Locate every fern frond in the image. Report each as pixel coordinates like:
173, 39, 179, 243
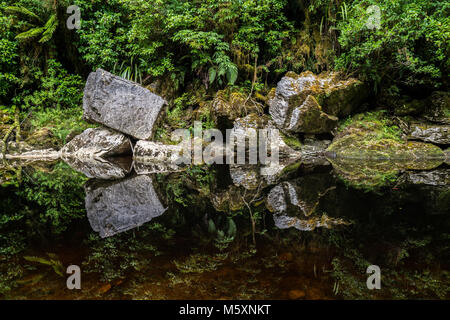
15, 27, 45, 40
39, 14, 58, 43
5, 6, 42, 23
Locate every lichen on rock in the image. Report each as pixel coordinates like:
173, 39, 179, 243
268, 71, 368, 133
83, 69, 168, 140
61, 127, 132, 159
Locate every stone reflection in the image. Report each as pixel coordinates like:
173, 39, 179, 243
265, 175, 349, 231
133, 160, 184, 175
85, 175, 167, 238
402, 168, 449, 187
63, 156, 132, 180
328, 157, 446, 191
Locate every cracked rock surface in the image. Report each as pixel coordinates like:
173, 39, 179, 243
83, 69, 167, 140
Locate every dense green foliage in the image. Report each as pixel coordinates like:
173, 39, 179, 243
1, 0, 448, 128
335, 0, 449, 91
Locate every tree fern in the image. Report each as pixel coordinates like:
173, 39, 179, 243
6, 6, 58, 44
5, 6, 43, 23
39, 14, 58, 43
15, 27, 45, 40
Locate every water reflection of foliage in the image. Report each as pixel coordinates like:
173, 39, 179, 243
0, 162, 88, 297
324, 207, 450, 299
82, 223, 173, 283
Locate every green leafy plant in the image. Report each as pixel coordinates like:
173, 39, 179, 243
5, 3, 57, 44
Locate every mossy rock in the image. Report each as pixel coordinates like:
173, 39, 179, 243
25, 128, 59, 149
287, 95, 338, 134
328, 158, 443, 191
316, 78, 369, 117
328, 112, 445, 162
211, 88, 262, 122
394, 99, 427, 116
268, 71, 368, 134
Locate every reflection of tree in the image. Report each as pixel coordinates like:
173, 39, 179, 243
242, 182, 264, 246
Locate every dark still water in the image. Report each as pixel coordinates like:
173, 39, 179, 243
0, 157, 449, 300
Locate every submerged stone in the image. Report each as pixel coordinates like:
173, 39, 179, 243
85, 175, 166, 238
266, 175, 336, 216
83, 69, 167, 140
134, 161, 184, 174
328, 157, 444, 191
272, 213, 349, 231
211, 185, 248, 212
0, 140, 60, 161
61, 127, 132, 159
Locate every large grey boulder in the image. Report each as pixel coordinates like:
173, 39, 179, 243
83, 69, 167, 140
61, 127, 131, 159
85, 175, 167, 238
268, 71, 368, 133
286, 95, 338, 133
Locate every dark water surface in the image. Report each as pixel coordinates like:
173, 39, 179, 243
0, 158, 449, 300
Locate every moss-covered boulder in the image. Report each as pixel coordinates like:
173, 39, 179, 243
268, 71, 368, 133
286, 95, 338, 133
211, 89, 262, 122
327, 112, 446, 161
25, 128, 59, 149
328, 158, 444, 191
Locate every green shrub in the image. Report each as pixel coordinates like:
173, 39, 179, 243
74, 0, 296, 89
335, 0, 449, 91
